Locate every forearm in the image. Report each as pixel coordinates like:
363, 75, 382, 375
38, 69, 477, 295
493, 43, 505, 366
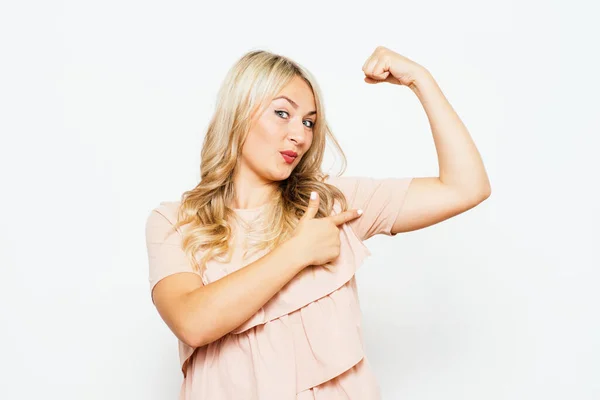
183, 239, 307, 347
410, 69, 491, 198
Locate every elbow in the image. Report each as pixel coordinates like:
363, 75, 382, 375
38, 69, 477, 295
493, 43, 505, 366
180, 320, 211, 349
461, 183, 491, 206
180, 314, 222, 349
180, 331, 203, 349
480, 183, 491, 201
470, 179, 492, 202
175, 321, 199, 348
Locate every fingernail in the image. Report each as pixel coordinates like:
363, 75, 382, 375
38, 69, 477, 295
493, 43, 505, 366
357, 209, 363, 215
310, 192, 317, 200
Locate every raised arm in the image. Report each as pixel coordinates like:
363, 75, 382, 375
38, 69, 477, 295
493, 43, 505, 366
361, 46, 491, 234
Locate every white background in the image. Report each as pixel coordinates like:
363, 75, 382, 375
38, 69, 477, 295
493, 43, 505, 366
1, 0, 598, 399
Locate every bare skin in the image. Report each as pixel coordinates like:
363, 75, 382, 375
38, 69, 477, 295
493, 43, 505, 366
360, 46, 491, 233
231, 75, 317, 209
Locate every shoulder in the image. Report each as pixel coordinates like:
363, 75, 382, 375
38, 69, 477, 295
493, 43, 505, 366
146, 200, 182, 227
323, 174, 366, 188
324, 175, 412, 192
323, 174, 350, 189
323, 175, 367, 197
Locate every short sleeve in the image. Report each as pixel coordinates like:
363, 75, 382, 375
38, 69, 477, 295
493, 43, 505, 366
145, 203, 202, 304
325, 176, 413, 241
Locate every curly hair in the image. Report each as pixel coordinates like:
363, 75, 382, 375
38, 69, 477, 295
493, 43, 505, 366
170, 49, 350, 276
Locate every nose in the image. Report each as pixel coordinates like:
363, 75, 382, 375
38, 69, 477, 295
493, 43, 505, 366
287, 118, 308, 146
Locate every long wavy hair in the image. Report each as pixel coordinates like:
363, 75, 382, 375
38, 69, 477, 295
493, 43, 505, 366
170, 49, 350, 276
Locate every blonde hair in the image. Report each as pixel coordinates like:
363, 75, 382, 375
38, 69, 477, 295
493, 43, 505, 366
171, 49, 350, 275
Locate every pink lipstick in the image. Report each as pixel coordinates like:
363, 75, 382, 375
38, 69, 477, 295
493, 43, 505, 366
280, 150, 297, 164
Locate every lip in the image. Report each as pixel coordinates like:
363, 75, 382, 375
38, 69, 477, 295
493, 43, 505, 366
280, 150, 298, 157
280, 151, 297, 164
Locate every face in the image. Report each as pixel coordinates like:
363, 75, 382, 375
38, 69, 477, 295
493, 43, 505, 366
239, 75, 316, 184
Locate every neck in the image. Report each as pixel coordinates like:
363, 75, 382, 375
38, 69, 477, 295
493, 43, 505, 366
231, 169, 278, 210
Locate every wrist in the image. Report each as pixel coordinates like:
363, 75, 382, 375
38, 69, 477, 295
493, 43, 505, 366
409, 68, 434, 92
277, 237, 310, 272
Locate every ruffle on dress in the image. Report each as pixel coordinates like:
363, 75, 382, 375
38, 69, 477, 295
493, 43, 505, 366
176, 202, 376, 398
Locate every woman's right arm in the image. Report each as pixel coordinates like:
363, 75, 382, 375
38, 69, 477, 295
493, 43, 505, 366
152, 238, 307, 349
150, 193, 361, 349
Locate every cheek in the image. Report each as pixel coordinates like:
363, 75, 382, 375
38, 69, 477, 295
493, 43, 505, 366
241, 137, 262, 167
259, 116, 284, 141
242, 123, 278, 163
251, 122, 275, 149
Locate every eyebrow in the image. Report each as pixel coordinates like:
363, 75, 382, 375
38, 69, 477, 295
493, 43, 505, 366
273, 96, 317, 116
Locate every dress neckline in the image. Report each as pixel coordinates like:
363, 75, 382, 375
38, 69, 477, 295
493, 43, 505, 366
231, 202, 270, 215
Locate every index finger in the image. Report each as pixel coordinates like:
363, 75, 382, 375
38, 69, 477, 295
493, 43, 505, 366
328, 209, 363, 226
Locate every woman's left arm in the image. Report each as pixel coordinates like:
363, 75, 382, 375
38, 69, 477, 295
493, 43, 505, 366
362, 46, 492, 234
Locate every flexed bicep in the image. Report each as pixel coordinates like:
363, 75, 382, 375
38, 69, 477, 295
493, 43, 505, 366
391, 177, 490, 234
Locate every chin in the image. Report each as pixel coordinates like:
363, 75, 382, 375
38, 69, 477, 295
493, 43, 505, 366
275, 173, 292, 182
269, 169, 292, 182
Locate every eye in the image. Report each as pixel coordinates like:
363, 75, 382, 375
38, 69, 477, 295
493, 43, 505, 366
275, 110, 314, 130
275, 110, 289, 119
303, 120, 315, 129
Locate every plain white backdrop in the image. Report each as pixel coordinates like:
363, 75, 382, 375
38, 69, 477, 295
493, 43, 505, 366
1, 0, 598, 399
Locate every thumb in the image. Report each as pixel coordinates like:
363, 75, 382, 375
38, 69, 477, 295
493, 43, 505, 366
301, 191, 320, 221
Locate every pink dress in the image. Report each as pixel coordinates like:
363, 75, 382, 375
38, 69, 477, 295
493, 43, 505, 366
145, 176, 413, 399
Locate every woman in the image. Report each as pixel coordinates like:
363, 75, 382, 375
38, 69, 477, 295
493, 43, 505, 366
145, 46, 491, 399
